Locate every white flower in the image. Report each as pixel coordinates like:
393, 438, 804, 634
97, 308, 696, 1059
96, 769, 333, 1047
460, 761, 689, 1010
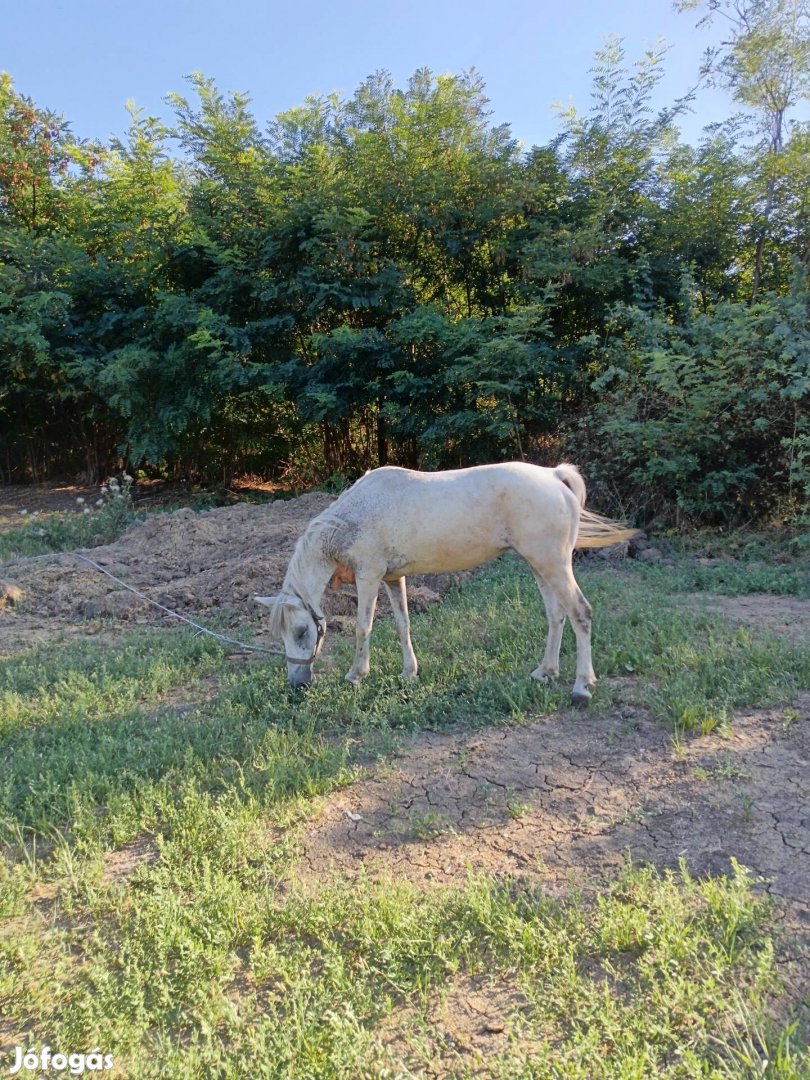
101, 486, 108, 495
36, 528, 45, 536
83, 507, 91, 514
76, 497, 85, 505
31, 511, 40, 518
123, 473, 133, 483
96, 498, 104, 507
20, 509, 28, 516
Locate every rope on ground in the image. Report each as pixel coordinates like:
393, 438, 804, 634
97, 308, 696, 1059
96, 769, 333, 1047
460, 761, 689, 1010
0, 549, 282, 656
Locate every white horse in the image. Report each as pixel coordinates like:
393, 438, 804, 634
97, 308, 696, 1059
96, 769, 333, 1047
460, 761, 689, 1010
256, 462, 637, 704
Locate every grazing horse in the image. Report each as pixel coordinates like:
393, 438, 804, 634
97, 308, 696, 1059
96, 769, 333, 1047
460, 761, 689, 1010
256, 462, 637, 704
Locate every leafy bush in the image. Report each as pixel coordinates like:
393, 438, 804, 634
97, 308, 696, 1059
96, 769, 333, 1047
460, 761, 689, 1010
2, 54, 810, 521
576, 271, 810, 524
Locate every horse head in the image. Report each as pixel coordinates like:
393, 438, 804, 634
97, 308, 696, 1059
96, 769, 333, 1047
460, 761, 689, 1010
255, 593, 326, 688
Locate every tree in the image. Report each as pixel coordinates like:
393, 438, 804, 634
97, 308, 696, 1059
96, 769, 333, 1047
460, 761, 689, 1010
338, 68, 522, 318
519, 40, 696, 338
677, 0, 810, 293
0, 72, 72, 235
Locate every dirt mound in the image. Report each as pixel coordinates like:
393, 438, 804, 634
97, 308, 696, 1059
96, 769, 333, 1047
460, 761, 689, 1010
6, 492, 463, 632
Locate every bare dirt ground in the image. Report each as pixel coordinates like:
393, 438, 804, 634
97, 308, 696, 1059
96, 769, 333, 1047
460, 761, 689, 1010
0, 488, 462, 657
300, 695, 809, 991
1, 485, 809, 1037
700, 593, 810, 647
0, 481, 103, 522
293, 670, 809, 1068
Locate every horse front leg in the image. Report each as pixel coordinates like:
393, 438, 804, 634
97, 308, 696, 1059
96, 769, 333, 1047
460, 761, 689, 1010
345, 573, 381, 683
383, 577, 418, 679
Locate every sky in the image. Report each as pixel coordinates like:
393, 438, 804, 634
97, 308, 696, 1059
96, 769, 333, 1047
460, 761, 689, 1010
2, 0, 801, 150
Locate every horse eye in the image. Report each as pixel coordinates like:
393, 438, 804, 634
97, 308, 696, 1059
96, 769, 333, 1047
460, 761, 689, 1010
294, 628, 309, 645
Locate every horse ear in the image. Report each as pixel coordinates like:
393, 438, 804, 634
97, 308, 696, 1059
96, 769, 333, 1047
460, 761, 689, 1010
254, 594, 303, 610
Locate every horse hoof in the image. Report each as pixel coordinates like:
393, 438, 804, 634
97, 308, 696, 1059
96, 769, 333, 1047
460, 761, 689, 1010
572, 690, 591, 709
530, 668, 554, 683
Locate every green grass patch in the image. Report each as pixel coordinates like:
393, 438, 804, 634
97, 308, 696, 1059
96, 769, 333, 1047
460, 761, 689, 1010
0, 630, 354, 854
0, 551, 807, 1076
587, 569, 808, 734
1, 557, 806, 850
632, 529, 810, 598
0, 481, 137, 562
2, 858, 805, 1078
634, 557, 810, 599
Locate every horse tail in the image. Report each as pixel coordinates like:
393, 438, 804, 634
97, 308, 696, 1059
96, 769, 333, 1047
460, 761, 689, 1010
554, 462, 639, 549
575, 509, 640, 549
553, 463, 586, 507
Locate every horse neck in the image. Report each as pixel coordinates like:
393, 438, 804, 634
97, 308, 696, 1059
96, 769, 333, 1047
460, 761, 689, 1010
284, 542, 335, 617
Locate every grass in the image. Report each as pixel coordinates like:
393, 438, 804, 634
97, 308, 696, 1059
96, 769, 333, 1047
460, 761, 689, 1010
2, 854, 804, 1077
0, 482, 136, 562
0, 546, 808, 1077
631, 528, 810, 598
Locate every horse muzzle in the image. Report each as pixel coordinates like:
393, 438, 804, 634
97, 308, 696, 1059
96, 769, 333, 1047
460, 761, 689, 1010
286, 654, 316, 688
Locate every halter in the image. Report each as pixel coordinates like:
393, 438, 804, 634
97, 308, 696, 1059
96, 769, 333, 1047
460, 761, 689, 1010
284, 597, 326, 668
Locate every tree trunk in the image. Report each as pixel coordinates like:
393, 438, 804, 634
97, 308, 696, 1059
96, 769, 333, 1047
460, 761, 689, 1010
376, 406, 388, 467
751, 109, 784, 300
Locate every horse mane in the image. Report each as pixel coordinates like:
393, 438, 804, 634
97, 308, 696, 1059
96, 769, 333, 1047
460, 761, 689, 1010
269, 475, 370, 638
272, 508, 348, 634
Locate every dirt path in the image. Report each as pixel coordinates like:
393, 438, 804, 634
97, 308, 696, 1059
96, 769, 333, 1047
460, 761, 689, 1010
699, 594, 809, 647
299, 692, 810, 1011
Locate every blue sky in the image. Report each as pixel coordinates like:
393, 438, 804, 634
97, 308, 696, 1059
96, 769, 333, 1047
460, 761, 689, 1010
2, 0, 791, 149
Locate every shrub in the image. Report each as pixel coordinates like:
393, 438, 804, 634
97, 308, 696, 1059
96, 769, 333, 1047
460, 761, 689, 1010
575, 271, 810, 524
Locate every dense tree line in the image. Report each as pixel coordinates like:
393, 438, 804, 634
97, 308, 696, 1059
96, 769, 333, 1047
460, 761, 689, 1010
1, 1, 808, 523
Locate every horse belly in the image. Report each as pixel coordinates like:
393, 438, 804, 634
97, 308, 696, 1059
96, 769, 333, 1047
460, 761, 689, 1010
383, 522, 506, 577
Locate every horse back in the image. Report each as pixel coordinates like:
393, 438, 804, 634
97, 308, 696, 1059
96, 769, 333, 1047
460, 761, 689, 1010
334, 463, 579, 576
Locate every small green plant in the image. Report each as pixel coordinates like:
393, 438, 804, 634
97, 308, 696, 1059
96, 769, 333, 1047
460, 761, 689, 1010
0, 475, 136, 560
782, 708, 800, 735
739, 792, 756, 822
693, 760, 753, 782
507, 798, 532, 820
409, 810, 453, 840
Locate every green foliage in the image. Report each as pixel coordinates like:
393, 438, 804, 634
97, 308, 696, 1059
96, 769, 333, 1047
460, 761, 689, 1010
576, 269, 810, 522
1, 49, 809, 520
0, 72, 72, 234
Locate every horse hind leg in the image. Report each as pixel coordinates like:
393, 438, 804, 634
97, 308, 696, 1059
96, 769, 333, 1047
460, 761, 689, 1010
568, 586, 596, 707
529, 571, 566, 684
383, 577, 418, 679
527, 560, 596, 707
